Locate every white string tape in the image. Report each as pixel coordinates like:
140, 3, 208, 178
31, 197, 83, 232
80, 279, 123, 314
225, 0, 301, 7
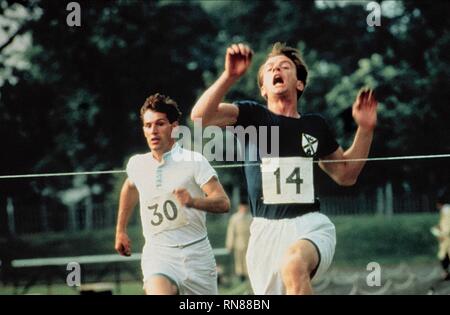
0, 153, 449, 179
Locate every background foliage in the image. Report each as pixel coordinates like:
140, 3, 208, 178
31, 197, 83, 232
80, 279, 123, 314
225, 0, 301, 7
0, 0, 449, 235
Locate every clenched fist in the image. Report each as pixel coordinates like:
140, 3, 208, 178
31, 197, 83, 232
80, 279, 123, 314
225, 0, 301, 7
115, 231, 131, 256
173, 188, 193, 207
225, 43, 253, 80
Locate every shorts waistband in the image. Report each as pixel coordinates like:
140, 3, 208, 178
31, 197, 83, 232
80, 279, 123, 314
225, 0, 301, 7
163, 235, 208, 249
255, 209, 319, 220
254, 209, 319, 222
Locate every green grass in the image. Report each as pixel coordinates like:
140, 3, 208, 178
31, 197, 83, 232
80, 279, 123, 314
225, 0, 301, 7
0, 213, 439, 263
331, 213, 439, 267
0, 216, 229, 260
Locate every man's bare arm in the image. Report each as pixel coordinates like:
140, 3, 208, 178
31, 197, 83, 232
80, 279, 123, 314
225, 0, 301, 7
191, 43, 252, 127
319, 88, 377, 186
190, 75, 239, 128
115, 178, 139, 256
173, 177, 230, 213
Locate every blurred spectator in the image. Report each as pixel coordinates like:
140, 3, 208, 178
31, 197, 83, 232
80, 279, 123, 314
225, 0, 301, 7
226, 201, 252, 282
431, 187, 450, 281
216, 264, 224, 286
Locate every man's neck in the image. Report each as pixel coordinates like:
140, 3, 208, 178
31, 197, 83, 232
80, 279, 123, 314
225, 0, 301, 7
151, 142, 175, 162
151, 150, 164, 162
267, 94, 300, 118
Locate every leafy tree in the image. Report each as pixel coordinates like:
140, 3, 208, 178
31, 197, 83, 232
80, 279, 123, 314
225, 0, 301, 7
0, 0, 218, 233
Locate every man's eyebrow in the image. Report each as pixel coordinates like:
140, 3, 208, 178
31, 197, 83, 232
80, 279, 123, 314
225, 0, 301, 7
144, 118, 167, 125
265, 60, 292, 68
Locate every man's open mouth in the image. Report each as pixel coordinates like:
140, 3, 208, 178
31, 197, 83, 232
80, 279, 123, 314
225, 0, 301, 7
273, 75, 284, 85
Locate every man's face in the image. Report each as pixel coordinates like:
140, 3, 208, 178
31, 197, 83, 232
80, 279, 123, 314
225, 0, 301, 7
142, 110, 177, 153
260, 55, 304, 99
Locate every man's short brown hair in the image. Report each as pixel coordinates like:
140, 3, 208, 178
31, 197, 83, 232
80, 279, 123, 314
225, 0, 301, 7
257, 42, 308, 99
140, 93, 182, 123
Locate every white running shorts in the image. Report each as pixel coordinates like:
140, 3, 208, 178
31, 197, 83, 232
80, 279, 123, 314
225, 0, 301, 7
141, 238, 218, 295
246, 212, 336, 294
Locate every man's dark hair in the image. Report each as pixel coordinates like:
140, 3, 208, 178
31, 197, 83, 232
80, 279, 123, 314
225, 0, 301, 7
140, 93, 182, 123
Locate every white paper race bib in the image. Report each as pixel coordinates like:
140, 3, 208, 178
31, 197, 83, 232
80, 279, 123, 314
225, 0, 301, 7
261, 157, 314, 204
144, 193, 189, 235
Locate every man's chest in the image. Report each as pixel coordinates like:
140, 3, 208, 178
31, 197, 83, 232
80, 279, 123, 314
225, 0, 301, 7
257, 120, 322, 158
135, 164, 194, 197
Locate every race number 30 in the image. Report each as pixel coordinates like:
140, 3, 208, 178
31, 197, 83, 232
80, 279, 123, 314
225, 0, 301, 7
148, 200, 178, 226
261, 157, 314, 204
145, 194, 188, 235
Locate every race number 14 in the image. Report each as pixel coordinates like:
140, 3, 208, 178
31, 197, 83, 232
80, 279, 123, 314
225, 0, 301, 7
274, 167, 303, 194
261, 157, 314, 204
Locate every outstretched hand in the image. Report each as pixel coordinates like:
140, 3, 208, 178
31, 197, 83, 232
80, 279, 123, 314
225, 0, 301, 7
225, 43, 253, 80
352, 87, 378, 132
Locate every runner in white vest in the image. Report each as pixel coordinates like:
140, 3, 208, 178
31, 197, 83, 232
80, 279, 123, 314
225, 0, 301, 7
115, 93, 230, 295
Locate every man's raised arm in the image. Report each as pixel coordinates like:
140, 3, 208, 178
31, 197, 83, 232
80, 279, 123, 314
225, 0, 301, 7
191, 43, 252, 127
319, 88, 378, 186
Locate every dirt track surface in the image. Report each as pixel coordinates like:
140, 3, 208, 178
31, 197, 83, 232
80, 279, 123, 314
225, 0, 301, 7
313, 263, 450, 295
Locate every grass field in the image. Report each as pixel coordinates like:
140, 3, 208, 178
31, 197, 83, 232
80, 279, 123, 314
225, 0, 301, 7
0, 213, 443, 295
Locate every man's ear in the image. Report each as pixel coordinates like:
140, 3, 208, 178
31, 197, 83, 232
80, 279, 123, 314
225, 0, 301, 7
296, 80, 305, 92
171, 121, 179, 135
260, 85, 267, 99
